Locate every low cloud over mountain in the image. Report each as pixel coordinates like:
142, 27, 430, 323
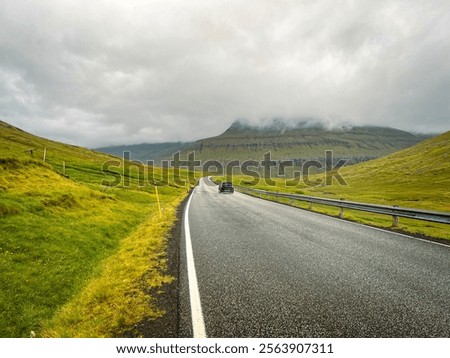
1, 1, 449, 147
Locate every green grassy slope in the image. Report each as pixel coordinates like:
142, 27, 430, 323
0, 121, 189, 337
309, 130, 450, 212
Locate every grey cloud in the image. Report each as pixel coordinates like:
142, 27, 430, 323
0, 0, 449, 147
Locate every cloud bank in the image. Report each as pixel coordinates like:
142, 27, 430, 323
1, 0, 449, 147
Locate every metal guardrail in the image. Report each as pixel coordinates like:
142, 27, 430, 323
235, 186, 450, 226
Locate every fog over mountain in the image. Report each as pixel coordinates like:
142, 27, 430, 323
95, 119, 430, 164
1, 0, 449, 147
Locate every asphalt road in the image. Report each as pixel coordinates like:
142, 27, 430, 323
178, 177, 450, 337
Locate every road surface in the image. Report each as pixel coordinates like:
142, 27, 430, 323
178, 178, 450, 337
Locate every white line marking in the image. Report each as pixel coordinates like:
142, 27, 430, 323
351, 222, 450, 248
184, 187, 207, 338
239, 191, 450, 249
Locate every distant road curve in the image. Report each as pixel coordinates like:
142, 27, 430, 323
178, 177, 450, 337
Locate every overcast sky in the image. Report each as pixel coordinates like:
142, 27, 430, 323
1, 0, 449, 147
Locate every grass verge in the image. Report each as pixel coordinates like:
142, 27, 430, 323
41, 193, 186, 337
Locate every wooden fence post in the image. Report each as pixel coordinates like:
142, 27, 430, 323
155, 186, 162, 216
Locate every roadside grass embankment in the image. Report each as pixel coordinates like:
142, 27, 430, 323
0, 121, 192, 337
41, 194, 185, 337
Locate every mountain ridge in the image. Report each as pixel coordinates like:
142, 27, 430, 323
95, 119, 431, 164
183, 119, 431, 163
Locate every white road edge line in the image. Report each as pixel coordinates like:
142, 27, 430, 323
184, 187, 207, 338
238, 191, 449, 249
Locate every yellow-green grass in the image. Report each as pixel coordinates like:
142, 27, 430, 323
41, 195, 184, 337
214, 130, 450, 240
0, 121, 191, 337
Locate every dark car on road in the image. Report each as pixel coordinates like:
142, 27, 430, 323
218, 181, 234, 193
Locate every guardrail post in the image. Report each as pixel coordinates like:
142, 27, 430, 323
392, 205, 399, 227
289, 198, 293, 206
339, 198, 345, 218
308, 201, 313, 210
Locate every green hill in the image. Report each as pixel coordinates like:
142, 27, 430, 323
184, 119, 429, 163
309, 130, 450, 211
0, 120, 188, 337
304, 130, 450, 240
